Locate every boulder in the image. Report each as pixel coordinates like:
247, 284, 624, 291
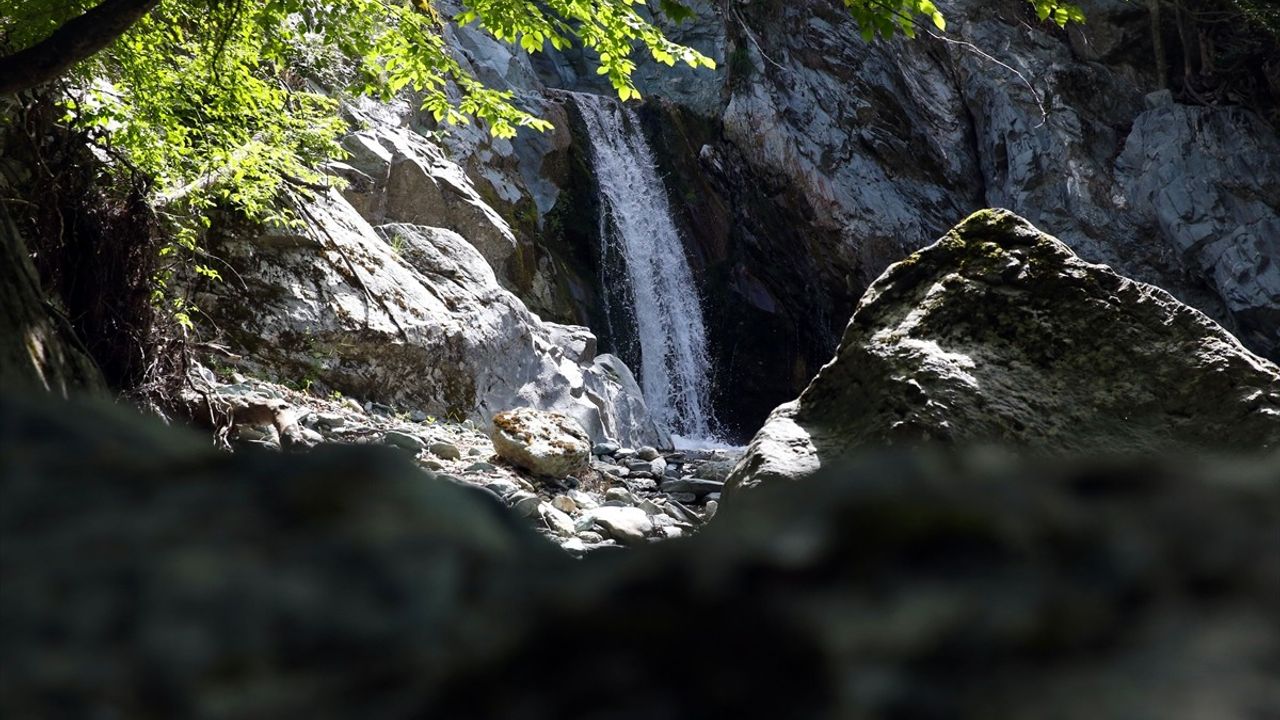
728, 210, 1280, 494
194, 188, 666, 448
6, 389, 1279, 719
491, 407, 591, 478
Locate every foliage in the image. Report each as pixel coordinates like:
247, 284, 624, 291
0, 0, 1086, 327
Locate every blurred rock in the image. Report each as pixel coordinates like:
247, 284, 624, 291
3, 391, 1279, 718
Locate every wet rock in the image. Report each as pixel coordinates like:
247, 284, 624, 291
490, 408, 590, 479
637, 446, 661, 461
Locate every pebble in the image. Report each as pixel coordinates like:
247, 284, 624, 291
614, 448, 636, 460
429, 441, 462, 460
560, 537, 587, 554
649, 458, 667, 476
464, 461, 497, 474
637, 446, 660, 461
420, 459, 445, 471
410, 410, 428, 422
551, 495, 578, 514
638, 499, 665, 516
705, 500, 719, 518
467, 447, 485, 457
576, 531, 604, 544
669, 492, 698, 504
383, 430, 424, 453
657, 526, 684, 539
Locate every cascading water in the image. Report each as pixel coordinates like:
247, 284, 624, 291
573, 93, 719, 444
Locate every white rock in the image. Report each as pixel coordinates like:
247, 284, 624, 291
582, 506, 653, 546
490, 407, 590, 479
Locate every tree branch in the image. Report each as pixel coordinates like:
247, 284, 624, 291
0, 0, 162, 95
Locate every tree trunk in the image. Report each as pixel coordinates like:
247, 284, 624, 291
0, 203, 105, 396
0, 0, 161, 95
1150, 0, 1170, 90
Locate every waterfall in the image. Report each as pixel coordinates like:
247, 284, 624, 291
573, 93, 719, 443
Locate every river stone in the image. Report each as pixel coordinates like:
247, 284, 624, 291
383, 430, 424, 453
582, 506, 653, 546
728, 210, 1280, 495
660, 478, 724, 497
592, 442, 620, 456
551, 495, 578, 514
648, 457, 667, 477
537, 503, 576, 538
637, 446, 660, 461
429, 441, 462, 460
490, 408, 590, 479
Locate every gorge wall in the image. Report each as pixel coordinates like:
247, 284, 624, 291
426, 0, 1279, 441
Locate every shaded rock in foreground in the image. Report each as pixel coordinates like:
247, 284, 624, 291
3, 390, 1279, 719
729, 209, 1280, 494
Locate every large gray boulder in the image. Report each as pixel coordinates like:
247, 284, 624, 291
194, 188, 666, 447
4, 390, 1279, 718
728, 210, 1280, 494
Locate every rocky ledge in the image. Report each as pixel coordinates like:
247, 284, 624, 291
728, 209, 1280, 495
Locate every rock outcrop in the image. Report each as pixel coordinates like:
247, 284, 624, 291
433, 0, 1280, 437
727, 210, 1280, 494
194, 186, 666, 448
4, 389, 1279, 718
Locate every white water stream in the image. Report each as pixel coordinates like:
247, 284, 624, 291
573, 93, 720, 444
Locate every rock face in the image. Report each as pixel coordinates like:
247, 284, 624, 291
728, 210, 1280, 494
195, 186, 666, 448
5, 390, 1280, 718
435, 0, 1280, 437
491, 407, 591, 478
